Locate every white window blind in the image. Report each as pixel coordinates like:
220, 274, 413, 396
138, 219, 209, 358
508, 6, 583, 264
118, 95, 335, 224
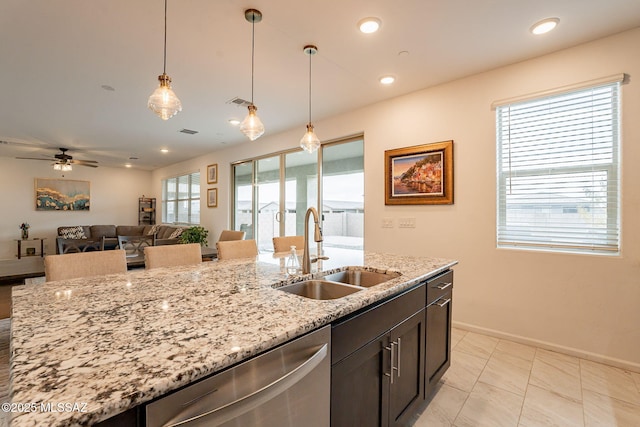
162, 171, 201, 225
496, 82, 620, 254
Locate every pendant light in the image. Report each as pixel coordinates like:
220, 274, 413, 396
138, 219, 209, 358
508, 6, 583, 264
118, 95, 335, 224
240, 9, 265, 141
300, 45, 320, 153
147, 0, 182, 120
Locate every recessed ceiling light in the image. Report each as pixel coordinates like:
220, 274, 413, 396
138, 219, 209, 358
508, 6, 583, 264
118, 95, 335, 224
530, 17, 559, 35
379, 75, 395, 85
358, 17, 381, 34
125, 164, 132, 168
228, 119, 240, 126
160, 149, 169, 153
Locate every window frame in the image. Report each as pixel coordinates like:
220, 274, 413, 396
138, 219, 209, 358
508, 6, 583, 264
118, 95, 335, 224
161, 171, 201, 225
495, 79, 622, 255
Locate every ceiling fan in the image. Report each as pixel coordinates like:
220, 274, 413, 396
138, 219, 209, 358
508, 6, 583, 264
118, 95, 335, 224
16, 147, 98, 168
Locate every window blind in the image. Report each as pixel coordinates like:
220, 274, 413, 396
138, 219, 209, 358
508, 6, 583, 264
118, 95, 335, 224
496, 82, 620, 254
162, 171, 201, 224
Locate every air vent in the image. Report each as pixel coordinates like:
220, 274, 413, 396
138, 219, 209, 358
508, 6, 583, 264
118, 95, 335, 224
226, 97, 252, 107
179, 129, 199, 135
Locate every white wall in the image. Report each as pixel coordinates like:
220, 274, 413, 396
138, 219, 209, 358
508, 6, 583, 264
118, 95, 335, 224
0, 157, 152, 259
154, 28, 640, 368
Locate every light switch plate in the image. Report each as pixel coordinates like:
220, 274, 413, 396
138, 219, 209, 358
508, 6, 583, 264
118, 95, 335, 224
382, 218, 394, 228
398, 217, 416, 228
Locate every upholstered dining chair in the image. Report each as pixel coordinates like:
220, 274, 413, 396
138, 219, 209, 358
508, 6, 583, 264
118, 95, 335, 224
118, 235, 156, 258
216, 239, 258, 260
143, 243, 202, 269
217, 230, 246, 242
272, 236, 305, 253
44, 250, 127, 282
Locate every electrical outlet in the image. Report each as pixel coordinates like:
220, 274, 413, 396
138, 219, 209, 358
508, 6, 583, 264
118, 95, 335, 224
398, 217, 416, 228
382, 218, 394, 228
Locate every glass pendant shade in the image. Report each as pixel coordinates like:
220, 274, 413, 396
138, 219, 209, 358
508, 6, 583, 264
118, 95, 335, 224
148, 73, 182, 121
53, 163, 72, 171
300, 123, 320, 153
240, 104, 265, 141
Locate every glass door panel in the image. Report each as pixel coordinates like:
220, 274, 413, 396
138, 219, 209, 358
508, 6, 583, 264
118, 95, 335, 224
284, 150, 318, 240
233, 162, 254, 239
256, 156, 281, 252
321, 139, 364, 250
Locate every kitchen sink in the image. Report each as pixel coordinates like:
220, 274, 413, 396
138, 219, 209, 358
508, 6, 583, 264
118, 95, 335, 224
277, 280, 363, 300
320, 268, 401, 288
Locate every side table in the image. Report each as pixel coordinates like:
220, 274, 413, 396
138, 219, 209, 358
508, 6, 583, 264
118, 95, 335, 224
15, 238, 47, 259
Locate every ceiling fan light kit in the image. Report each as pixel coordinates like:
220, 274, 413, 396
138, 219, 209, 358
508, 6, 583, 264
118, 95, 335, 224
148, 0, 182, 120
16, 147, 99, 170
240, 8, 265, 141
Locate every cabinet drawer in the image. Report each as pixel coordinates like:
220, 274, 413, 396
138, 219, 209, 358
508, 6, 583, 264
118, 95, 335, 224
426, 270, 453, 305
332, 283, 426, 362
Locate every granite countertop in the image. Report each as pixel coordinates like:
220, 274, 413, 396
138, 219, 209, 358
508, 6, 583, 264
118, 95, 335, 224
9, 249, 457, 426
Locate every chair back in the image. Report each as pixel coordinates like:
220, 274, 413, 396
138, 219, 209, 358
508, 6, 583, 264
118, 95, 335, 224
45, 250, 127, 282
272, 236, 305, 253
218, 230, 246, 242
57, 237, 104, 254
144, 243, 202, 269
118, 235, 155, 258
216, 239, 258, 260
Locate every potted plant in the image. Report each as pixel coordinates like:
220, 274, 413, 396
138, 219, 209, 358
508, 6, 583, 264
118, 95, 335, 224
179, 226, 209, 246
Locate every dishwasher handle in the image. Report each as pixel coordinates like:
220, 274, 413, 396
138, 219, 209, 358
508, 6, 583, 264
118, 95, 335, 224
162, 343, 328, 427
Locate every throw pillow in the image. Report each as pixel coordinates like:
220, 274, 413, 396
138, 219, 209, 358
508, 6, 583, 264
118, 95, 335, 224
59, 226, 87, 239
168, 227, 184, 239
147, 224, 161, 236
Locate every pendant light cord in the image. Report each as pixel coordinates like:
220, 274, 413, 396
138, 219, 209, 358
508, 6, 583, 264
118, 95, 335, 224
308, 50, 312, 123
250, 15, 255, 104
163, 0, 167, 74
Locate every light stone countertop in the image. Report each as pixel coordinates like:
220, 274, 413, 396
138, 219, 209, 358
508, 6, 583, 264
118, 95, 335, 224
9, 249, 457, 426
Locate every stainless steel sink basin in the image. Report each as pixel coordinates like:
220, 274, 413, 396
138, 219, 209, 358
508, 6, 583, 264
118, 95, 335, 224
277, 280, 363, 300
320, 269, 401, 288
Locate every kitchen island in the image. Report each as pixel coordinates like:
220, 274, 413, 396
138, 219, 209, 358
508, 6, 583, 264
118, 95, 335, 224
9, 249, 456, 426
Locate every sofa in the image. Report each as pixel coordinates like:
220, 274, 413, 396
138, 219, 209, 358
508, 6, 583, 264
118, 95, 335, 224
56, 224, 187, 252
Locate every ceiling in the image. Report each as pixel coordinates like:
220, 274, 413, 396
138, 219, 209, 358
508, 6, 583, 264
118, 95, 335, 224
1, 0, 639, 170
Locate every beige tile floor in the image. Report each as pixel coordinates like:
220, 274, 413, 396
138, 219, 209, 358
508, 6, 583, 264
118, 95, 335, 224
413, 328, 640, 427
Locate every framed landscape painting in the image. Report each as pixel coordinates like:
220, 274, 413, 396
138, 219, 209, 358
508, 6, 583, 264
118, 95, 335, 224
35, 178, 90, 211
384, 140, 453, 205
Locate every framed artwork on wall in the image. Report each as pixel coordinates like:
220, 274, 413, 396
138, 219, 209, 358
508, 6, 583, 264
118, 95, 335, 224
207, 163, 218, 184
35, 178, 91, 211
207, 188, 218, 208
384, 140, 454, 205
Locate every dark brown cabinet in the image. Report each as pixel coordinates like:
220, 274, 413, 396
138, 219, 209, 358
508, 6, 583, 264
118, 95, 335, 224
138, 197, 156, 226
425, 270, 454, 397
331, 284, 426, 427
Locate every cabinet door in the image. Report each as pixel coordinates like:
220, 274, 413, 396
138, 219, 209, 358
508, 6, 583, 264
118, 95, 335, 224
331, 334, 390, 427
426, 290, 452, 396
388, 309, 425, 427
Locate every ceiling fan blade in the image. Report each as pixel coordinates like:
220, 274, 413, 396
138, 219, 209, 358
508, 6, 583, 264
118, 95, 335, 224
15, 156, 54, 161
71, 159, 98, 163
76, 163, 98, 168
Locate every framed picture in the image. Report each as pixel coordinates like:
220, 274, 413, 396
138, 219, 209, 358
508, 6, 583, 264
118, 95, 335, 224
207, 188, 218, 208
35, 178, 91, 211
384, 140, 453, 205
207, 163, 218, 184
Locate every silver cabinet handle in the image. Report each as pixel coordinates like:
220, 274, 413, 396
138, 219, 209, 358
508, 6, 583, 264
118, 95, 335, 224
436, 298, 451, 307
384, 342, 396, 384
162, 344, 328, 427
396, 338, 401, 378
433, 282, 452, 290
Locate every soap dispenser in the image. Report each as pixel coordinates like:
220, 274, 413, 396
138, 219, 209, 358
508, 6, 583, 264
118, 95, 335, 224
286, 246, 300, 275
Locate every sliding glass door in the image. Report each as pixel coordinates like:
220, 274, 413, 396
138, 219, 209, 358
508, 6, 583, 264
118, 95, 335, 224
232, 136, 363, 252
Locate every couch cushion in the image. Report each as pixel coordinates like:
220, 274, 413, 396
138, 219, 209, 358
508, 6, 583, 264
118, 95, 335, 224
116, 225, 146, 236
89, 225, 117, 239
155, 225, 183, 239
58, 226, 87, 239
146, 224, 161, 236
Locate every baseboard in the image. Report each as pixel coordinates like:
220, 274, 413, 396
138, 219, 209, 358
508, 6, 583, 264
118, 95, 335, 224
453, 321, 640, 374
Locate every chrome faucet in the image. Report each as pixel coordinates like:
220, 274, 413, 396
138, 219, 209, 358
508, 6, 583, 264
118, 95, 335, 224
302, 207, 325, 274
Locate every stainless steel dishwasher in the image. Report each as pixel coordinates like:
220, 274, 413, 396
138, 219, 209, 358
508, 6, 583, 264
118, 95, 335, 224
146, 325, 330, 427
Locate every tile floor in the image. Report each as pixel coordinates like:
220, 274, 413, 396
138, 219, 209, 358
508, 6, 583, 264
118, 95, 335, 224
412, 328, 640, 427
